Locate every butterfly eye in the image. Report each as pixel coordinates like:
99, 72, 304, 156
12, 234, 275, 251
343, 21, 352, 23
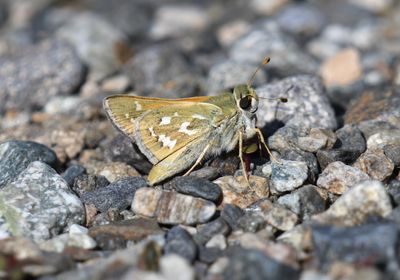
239, 96, 251, 110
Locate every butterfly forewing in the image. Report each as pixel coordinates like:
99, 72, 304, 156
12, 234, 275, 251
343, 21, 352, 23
134, 102, 223, 164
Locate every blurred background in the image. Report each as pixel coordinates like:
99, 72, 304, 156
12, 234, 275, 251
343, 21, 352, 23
0, 0, 399, 151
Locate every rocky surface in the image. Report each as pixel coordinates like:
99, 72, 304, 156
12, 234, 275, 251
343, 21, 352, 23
1, 0, 400, 279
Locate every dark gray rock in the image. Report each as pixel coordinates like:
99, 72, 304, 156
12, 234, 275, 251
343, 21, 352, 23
258, 75, 337, 130
277, 185, 326, 220
237, 212, 268, 233
62, 165, 87, 187
104, 134, 152, 174
384, 144, 400, 167
164, 226, 197, 263
124, 45, 203, 98
223, 247, 299, 280
0, 140, 58, 188
0, 0, 8, 28
0, 161, 84, 242
198, 245, 221, 264
270, 160, 308, 194
276, 3, 325, 37
317, 124, 366, 169
72, 174, 110, 197
81, 177, 147, 212
195, 218, 230, 245
190, 167, 220, 181
221, 204, 245, 231
280, 149, 319, 183
312, 224, 399, 271
387, 180, 400, 206
166, 176, 222, 203
0, 40, 84, 113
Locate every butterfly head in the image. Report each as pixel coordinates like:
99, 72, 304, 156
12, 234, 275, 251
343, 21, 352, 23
233, 84, 259, 114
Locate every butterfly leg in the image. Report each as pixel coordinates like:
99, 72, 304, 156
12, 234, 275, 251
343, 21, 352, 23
239, 131, 250, 186
183, 144, 211, 176
255, 128, 280, 163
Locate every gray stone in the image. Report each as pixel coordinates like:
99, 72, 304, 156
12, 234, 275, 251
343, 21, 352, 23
166, 176, 222, 203
207, 60, 267, 94
132, 188, 216, 225
195, 218, 230, 245
81, 177, 147, 213
0, 40, 84, 113
353, 148, 394, 181
313, 180, 392, 226
270, 160, 308, 194
221, 204, 245, 231
124, 45, 202, 98
257, 75, 337, 130
317, 161, 370, 194
277, 185, 326, 220
297, 128, 337, 153
56, 12, 127, 79
164, 226, 197, 263
72, 174, 109, 197
62, 164, 86, 187
223, 248, 299, 280
0, 140, 57, 187
0, 161, 84, 242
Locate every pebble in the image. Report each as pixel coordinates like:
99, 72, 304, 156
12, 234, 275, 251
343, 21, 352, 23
100, 75, 130, 93
89, 218, 164, 243
160, 254, 195, 280
214, 176, 269, 208
313, 180, 392, 226
72, 174, 109, 197
297, 128, 337, 153
270, 160, 308, 194
123, 44, 202, 98
353, 148, 394, 181
132, 188, 216, 225
206, 234, 227, 250
207, 60, 267, 94
0, 140, 58, 187
312, 223, 399, 271
198, 246, 222, 264
56, 12, 128, 79
49, 129, 85, 161
189, 167, 220, 181
0, 161, 84, 242
250, 0, 289, 15
84, 160, 140, 183
223, 247, 299, 280
62, 164, 87, 187
166, 176, 222, 203
277, 185, 326, 220
81, 176, 147, 213
195, 218, 231, 245
320, 48, 362, 88
316, 161, 370, 194
316, 124, 366, 169
216, 20, 251, 47
220, 204, 245, 231
150, 4, 209, 39
164, 226, 197, 263
257, 75, 337, 130
349, 0, 394, 13
0, 40, 84, 113
247, 199, 299, 231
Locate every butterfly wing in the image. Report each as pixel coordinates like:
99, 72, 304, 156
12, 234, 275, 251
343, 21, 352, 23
103, 95, 212, 137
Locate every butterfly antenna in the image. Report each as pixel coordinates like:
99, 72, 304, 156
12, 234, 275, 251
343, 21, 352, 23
247, 56, 271, 87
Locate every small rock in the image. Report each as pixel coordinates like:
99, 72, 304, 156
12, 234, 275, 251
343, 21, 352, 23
313, 180, 392, 226
69, 224, 88, 235
89, 218, 163, 243
84, 160, 140, 182
72, 174, 110, 197
195, 218, 231, 245
317, 161, 370, 194
100, 75, 130, 93
166, 176, 222, 203
349, 0, 394, 13
320, 48, 362, 87
160, 254, 195, 280
250, 0, 289, 15
81, 177, 147, 213
297, 128, 337, 153
277, 185, 326, 220
132, 188, 216, 225
277, 224, 313, 253
257, 75, 337, 130
0, 40, 84, 112
214, 176, 269, 208
353, 148, 394, 181
190, 167, 220, 181
68, 232, 97, 250
270, 160, 308, 194
223, 247, 299, 280
312, 223, 399, 271
206, 234, 227, 250
198, 246, 222, 264
56, 12, 128, 79
387, 180, 400, 206
164, 226, 197, 263
221, 204, 245, 231
247, 199, 299, 231
62, 165, 87, 187
50, 130, 85, 161
316, 124, 366, 169
0, 161, 84, 242
0, 140, 57, 187
207, 60, 267, 94
150, 4, 209, 39
216, 20, 251, 47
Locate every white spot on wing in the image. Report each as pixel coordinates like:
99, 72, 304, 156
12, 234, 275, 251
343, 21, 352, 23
125, 113, 129, 118
158, 134, 177, 149
160, 116, 171, 125
134, 101, 142, 111
192, 114, 207, 120
149, 127, 157, 137
178, 122, 197, 136
173, 112, 179, 117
